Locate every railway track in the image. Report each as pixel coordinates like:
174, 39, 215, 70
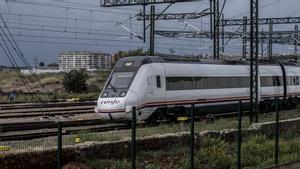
0, 110, 249, 142
0, 100, 96, 110
0, 123, 130, 141
0, 119, 105, 132
0, 101, 97, 119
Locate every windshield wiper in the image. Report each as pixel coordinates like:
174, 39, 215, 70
108, 83, 117, 92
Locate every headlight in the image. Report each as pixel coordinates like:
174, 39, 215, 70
102, 92, 108, 97
120, 91, 126, 97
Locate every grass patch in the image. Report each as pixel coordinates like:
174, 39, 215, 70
83, 135, 300, 169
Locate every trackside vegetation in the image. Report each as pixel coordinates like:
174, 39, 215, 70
84, 135, 300, 169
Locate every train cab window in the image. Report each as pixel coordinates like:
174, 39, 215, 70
156, 76, 161, 88
107, 72, 134, 89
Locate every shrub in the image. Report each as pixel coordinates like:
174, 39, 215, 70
195, 137, 232, 169
63, 69, 89, 93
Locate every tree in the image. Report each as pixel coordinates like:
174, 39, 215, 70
47, 63, 59, 68
111, 48, 148, 67
39, 62, 45, 67
63, 69, 89, 93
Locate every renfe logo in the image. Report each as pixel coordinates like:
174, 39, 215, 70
100, 99, 120, 105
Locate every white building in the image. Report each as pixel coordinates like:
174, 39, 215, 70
58, 51, 111, 71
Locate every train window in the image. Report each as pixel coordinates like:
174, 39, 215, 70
166, 77, 193, 90
273, 76, 281, 86
194, 77, 206, 89
156, 76, 161, 88
167, 76, 250, 90
179, 77, 193, 90
107, 72, 134, 89
296, 77, 300, 85
166, 77, 179, 90
261, 76, 272, 87
205, 77, 217, 89
240, 77, 250, 88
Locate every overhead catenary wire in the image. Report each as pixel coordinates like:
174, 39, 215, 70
0, 12, 141, 26
0, 30, 35, 94
7, 33, 206, 48
0, 14, 50, 93
0, 38, 204, 52
5, 0, 290, 58
4, 20, 207, 44
5, 0, 137, 15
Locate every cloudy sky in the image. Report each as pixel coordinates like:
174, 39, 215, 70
0, 0, 299, 66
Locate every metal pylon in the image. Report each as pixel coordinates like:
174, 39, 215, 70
213, 0, 220, 59
250, 0, 259, 123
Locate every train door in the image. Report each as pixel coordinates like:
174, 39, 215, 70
147, 63, 166, 102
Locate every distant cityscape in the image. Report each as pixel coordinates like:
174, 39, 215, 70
0, 51, 113, 74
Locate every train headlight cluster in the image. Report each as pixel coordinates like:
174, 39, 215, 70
102, 92, 108, 97
120, 91, 127, 97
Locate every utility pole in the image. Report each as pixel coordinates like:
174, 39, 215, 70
243, 16, 248, 59
261, 29, 264, 58
210, 0, 213, 39
294, 25, 298, 61
268, 20, 273, 60
35, 57, 38, 72
150, 5, 155, 55
221, 14, 225, 53
143, 2, 146, 43
213, 0, 220, 59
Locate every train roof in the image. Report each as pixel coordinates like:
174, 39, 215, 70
118, 55, 300, 67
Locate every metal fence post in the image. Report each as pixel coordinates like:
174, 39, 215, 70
190, 103, 195, 169
237, 100, 242, 169
275, 97, 279, 165
57, 122, 62, 169
131, 107, 136, 169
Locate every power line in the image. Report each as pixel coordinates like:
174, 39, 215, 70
0, 30, 35, 93
0, 38, 203, 51
5, 19, 141, 35
4, 21, 206, 44
9, 33, 204, 48
50, 0, 143, 12
6, 0, 137, 15
0, 12, 140, 25
0, 14, 50, 93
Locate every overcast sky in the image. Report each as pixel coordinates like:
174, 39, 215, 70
0, 0, 299, 66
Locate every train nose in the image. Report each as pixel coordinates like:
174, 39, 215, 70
95, 91, 140, 121
96, 98, 126, 120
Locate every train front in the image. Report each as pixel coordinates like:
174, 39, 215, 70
95, 57, 145, 121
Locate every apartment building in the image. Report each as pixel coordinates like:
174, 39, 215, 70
58, 51, 111, 70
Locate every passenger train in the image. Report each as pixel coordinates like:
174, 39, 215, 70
95, 55, 300, 122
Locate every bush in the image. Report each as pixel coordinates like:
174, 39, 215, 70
63, 69, 89, 93
195, 137, 232, 169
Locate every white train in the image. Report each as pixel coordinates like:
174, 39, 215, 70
95, 55, 300, 122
